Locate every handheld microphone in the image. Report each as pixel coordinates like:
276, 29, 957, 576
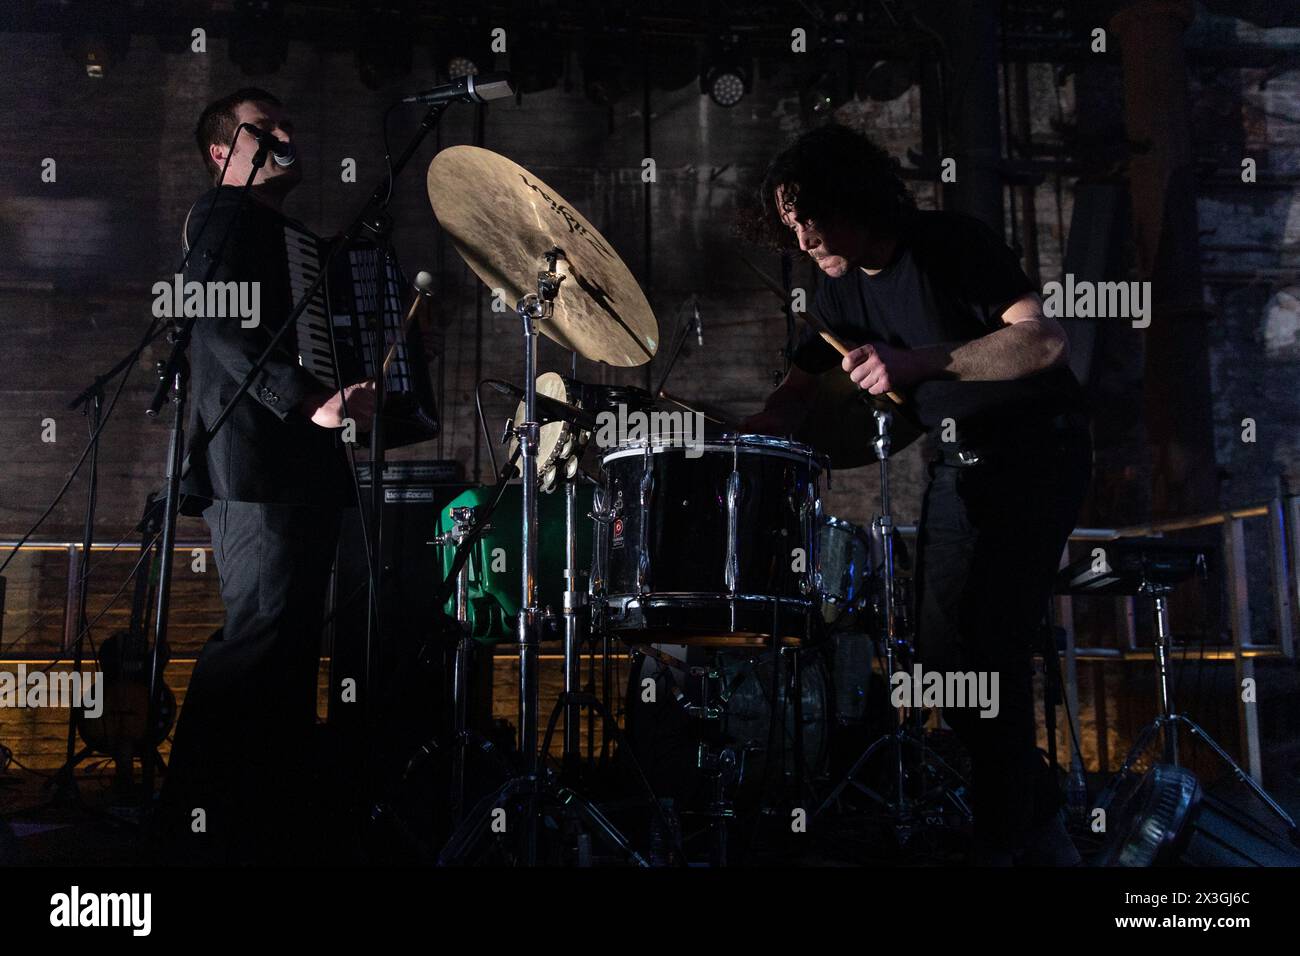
238, 123, 296, 167
400, 71, 516, 105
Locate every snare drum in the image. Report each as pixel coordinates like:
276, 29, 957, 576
594, 434, 825, 642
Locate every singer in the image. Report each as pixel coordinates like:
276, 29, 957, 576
152, 88, 375, 864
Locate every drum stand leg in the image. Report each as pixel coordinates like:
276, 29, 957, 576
696, 666, 736, 866
1097, 589, 1298, 840
814, 410, 971, 844
562, 475, 583, 776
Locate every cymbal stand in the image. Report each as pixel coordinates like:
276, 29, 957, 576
562, 466, 585, 774
439, 249, 642, 865
815, 409, 971, 842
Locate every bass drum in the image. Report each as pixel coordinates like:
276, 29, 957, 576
623, 645, 830, 810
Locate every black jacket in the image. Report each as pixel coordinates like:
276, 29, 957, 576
178, 186, 351, 513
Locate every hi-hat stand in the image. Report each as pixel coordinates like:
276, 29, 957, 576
816, 407, 971, 842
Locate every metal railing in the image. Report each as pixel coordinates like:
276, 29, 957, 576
4, 496, 1297, 781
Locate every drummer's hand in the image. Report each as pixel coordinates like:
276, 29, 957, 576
842, 342, 926, 395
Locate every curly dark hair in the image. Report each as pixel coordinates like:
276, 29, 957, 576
741, 123, 916, 251
194, 87, 281, 183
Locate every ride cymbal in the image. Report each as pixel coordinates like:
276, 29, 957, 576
426, 146, 658, 367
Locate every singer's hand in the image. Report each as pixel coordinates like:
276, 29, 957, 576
303, 380, 376, 430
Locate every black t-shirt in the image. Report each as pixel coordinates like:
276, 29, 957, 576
791, 210, 1084, 436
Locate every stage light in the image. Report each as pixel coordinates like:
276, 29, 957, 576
228, 0, 289, 76
1096, 764, 1300, 867
704, 66, 746, 107
700, 36, 748, 108
356, 2, 413, 90
60, 1, 129, 79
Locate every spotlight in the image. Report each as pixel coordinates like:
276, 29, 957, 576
1096, 764, 1300, 867
229, 0, 289, 76
704, 66, 746, 107
60, 1, 129, 79
62, 32, 129, 79
700, 36, 748, 108
356, 1, 413, 90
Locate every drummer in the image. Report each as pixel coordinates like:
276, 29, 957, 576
743, 124, 1091, 866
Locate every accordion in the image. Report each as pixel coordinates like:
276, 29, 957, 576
282, 221, 440, 447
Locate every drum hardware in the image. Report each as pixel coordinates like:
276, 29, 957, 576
628, 647, 738, 865
816, 408, 973, 842
1061, 542, 1300, 842
429, 505, 482, 824
428, 139, 662, 860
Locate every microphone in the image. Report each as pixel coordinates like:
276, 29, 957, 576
414, 270, 435, 295
238, 124, 296, 167
400, 71, 516, 105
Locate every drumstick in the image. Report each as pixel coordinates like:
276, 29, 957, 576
817, 330, 906, 406
380, 271, 435, 377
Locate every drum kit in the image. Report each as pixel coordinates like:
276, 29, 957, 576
416, 146, 967, 866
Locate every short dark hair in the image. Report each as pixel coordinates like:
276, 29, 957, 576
194, 87, 281, 182
743, 123, 915, 251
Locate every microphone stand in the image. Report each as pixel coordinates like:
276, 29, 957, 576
141, 151, 269, 808
45, 321, 171, 806
47, 384, 102, 805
